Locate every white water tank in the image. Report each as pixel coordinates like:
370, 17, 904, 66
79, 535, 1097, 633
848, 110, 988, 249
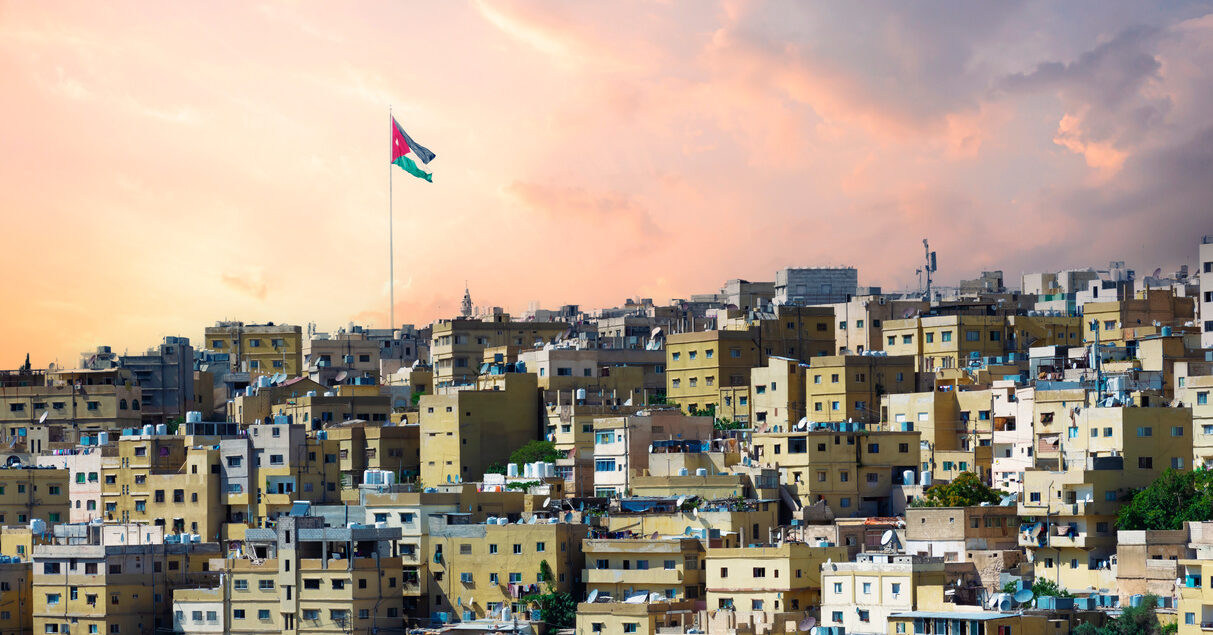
97, 432, 109, 446
679, 468, 689, 476
186, 411, 202, 424
507, 463, 519, 478
903, 470, 914, 485
155, 424, 167, 435
695, 468, 708, 476
142, 424, 154, 436
921, 471, 932, 486
545, 462, 555, 477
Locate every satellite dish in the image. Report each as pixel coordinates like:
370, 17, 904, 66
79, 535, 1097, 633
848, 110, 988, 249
334, 370, 349, 382
38, 411, 48, 424
684, 526, 693, 536
676, 496, 686, 508
692, 507, 699, 519
810, 628, 819, 635
799, 617, 816, 631
1014, 589, 1035, 604
881, 530, 895, 545
651, 531, 659, 539
542, 497, 551, 508
648, 444, 654, 454
586, 589, 600, 603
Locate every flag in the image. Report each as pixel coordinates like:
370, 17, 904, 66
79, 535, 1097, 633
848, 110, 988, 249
391, 116, 436, 182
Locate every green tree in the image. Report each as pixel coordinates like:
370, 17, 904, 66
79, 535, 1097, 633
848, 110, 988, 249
410, 390, 426, 406
909, 472, 1005, 507
508, 440, 563, 465
1073, 594, 1165, 635
484, 463, 507, 475
1030, 578, 1072, 599
522, 560, 576, 629
1116, 468, 1213, 531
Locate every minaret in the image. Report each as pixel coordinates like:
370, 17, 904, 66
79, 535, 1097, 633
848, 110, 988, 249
460, 282, 473, 318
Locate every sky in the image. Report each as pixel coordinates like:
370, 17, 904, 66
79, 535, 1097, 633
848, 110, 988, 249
2, 1, 1212, 367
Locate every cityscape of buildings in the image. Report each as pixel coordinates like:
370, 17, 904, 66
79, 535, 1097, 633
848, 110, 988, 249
0, 240, 1211, 635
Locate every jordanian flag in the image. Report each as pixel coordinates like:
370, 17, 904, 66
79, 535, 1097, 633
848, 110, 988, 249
391, 116, 436, 182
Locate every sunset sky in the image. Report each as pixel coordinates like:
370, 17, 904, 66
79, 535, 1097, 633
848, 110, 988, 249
2, 1, 1212, 366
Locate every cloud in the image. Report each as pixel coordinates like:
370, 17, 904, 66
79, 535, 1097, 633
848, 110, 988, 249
504, 181, 667, 241
220, 272, 268, 300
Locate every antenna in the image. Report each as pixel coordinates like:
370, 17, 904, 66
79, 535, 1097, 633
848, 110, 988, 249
922, 238, 936, 301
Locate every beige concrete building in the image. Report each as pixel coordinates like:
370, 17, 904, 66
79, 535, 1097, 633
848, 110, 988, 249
203, 321, 303, 377
430, 315, 568, 387
418, 373, 540, 486
806, 355, 915, 425
582, 537, 705, 602
173, 515, 401, 635
32, 523, 220, 635
0, 466, 69, 527
706, 543, 848, 629
820, 553, 948, 635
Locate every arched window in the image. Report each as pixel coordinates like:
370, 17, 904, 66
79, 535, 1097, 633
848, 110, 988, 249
119, 399, 128, 410
132, 399, 140, 410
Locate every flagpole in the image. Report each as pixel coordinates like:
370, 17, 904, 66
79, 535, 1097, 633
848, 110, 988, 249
388, 105, 395, 333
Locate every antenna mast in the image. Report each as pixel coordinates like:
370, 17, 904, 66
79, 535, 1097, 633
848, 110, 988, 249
922, 239, 937, 302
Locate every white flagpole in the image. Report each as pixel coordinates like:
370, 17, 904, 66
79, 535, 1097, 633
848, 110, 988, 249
389, 105, 395, 332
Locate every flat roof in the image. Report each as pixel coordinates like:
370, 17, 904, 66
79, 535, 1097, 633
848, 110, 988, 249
891, 611, 1017, 621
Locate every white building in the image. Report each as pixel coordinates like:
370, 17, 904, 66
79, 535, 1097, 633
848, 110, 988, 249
820, 553, 946, 635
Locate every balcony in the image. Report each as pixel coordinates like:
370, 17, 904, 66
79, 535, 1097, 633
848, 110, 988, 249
583, 568, 684, 586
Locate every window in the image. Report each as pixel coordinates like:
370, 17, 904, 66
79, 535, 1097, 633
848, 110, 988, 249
258, 610, 271, 620
624, 625, 639, 633
1173, 457, 1185, 469
513, 544, 522, 554
965, 330, 980, 341
925, 333, 934, 343
753, 567, 766, 577
1199, 392, 1209, 406
833, 611, 844, 623
863, 582, 872, 594
892, 582, 902, 595
258, 579, 275, 590
536, 542, 546, 552
1173, 426, 1185, 437
1139, 457, 1153, 469
302, 610, 319, 621
1137, 427, 1152, 437
751, 600, 764, 611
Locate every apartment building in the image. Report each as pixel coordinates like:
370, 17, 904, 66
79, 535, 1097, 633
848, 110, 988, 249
268, 388, 392, 428
203, 322, 303, 377
426, 513, 588, 620
774, 267, 858, 307
324, 421, 419, 488
805, 355, 915, 425
0, 559, 31, 635
883, 316, 1008, 372
706, 543, 849, 627
582, 537, 705, 602
0, 466, 69, 526
576, 600, 699, 635
173, 514, 402, 635
667, 306, 835, 421
750, 357, 808, 430
217, 424, 342, 540
820, 553, 948, 635
430, 315, 568, 387
1083, 289, 1196, 347
589, 411, 712, 498
516, 347, 666, 398
0, 380, 143, 445
32, 523, 220, 635
418, 373, 540, 486
751, 426, 920, 516
303, 331, 381, 386
35, 451, 102, 523
229, 377, 326, 426
904, 506, 1018, 562
828, 295, 928, 355
1018, 404, 1192, 592
1180, 559, 1213, 635
98, 433, 221, 539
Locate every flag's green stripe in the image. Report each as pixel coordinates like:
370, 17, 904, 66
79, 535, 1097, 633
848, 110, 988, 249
393, 155, 432, 182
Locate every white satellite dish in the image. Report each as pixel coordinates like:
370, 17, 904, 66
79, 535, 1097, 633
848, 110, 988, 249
799, 617, 816, 631
1014, 589, 1035, 604
542, 497, 551, 508
676, 496, 686, 508
648, 444, 654, 454
692, 507, 699, 519
881, 530, 895, 545
651, 531, 659, 539
38, 411, 48, 424
586, 589, 600, 603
